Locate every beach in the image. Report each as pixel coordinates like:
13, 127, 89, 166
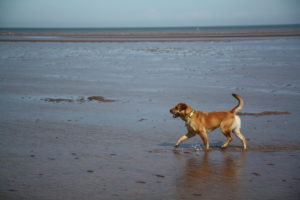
1, 29, 300, 199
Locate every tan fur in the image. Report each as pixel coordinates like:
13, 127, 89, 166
170, 94, 247, 150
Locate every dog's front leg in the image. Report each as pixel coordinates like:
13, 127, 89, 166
174, 132, 195, 148
198, 130, 209, 150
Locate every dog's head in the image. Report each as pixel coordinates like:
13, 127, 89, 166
170, 102, 191, 119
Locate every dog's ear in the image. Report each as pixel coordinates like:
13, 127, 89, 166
179, 103, 187, 111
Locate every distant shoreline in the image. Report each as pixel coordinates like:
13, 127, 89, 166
1, 24, 300, 32
1, 24, 300, 42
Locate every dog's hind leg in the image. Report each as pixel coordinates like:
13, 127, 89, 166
233, 129, 247, 150
221, 129, 233, 149
232, 116, 247, 150
220, 120, 234, 148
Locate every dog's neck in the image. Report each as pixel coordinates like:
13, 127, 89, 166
184, 110, 195, 121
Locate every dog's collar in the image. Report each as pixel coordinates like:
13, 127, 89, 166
185, 110, 195, 121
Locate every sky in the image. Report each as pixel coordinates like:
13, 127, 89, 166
0, 0, 299, 28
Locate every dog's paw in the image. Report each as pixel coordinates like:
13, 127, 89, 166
174, 144, 179, 148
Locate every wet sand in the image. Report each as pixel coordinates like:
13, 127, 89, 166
1, 35, 300, 199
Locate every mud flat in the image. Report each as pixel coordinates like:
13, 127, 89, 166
1, 35, 300, 199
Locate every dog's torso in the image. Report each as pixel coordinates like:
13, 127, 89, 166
185, 110, 235, 133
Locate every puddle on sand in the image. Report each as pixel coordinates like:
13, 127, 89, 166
154, 141, 300, 153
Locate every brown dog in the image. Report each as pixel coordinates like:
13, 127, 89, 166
170, 94, 247, 150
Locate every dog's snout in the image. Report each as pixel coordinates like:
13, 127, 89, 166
170, 108, 176, 114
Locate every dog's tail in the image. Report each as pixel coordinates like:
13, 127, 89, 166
231, 94, 244, 114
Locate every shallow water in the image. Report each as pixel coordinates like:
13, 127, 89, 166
1, 38, 300, 199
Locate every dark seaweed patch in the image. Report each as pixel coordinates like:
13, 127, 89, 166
238, 111, 291, 117
43, 98, 74, 103
87, 96, 116, 102
136, 181, 146, 184
153, 174, 165, 178
42, 96, 116, 103
252, 172, 261, 176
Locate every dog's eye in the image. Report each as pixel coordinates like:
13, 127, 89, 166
175, 107, 178, 110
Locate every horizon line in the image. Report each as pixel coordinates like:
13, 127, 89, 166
1, 23, 300, 29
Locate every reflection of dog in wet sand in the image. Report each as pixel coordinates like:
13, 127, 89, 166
170, 94, 247, 150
